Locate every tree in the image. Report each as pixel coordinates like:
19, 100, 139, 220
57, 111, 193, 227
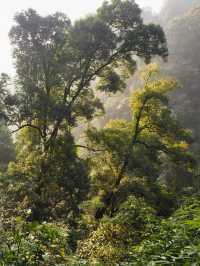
1, 1, 168, 221
7, 2, 168, 148
83, 64, 195, 219
7, 127, 89, 221
78, 196, 156, 265
128, 194, 200, 265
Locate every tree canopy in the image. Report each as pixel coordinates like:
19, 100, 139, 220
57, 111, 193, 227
0, 0, 168, 222
0, 1, 199, 265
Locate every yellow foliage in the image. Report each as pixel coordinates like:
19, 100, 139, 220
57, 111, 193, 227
129, 64, 177, 115
105, 119, 129, 129
139, 63, 159, 82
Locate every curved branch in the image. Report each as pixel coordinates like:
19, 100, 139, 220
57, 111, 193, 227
11, 124, 43, 138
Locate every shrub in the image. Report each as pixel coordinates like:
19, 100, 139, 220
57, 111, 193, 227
0, 216, 71, 265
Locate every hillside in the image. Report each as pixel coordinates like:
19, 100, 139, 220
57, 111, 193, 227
0, 1, 200, 265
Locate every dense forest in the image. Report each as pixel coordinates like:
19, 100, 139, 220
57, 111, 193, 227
0, 0, 200, 265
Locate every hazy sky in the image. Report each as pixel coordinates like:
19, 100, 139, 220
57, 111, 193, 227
0, 0, 165, 75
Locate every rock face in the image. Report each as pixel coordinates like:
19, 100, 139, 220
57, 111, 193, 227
161, 3, 200, 150
160, 0, 199, 23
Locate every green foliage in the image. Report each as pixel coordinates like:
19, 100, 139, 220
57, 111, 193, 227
84, 64, 194, 220
0, 0, 168, 223
78, 196, 157, 265
97, 67, 126, 94
6, 0, 167, 141
0, 217, 70, 265
0, 1, 199, 265
127, 195, 200, 265
6, 129, 89, 221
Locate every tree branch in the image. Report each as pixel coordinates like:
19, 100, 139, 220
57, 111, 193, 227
75, 144, 105, 152
46, 52, 121, 149
95, 93, 166, 219
11, 124, 43, 138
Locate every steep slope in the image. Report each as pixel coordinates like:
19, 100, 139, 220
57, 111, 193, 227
162, 4, 200, 151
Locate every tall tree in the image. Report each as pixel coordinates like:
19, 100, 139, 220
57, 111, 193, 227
83, 64, 194, 219
2, 1, 168, 221
7, 1, 168, 149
